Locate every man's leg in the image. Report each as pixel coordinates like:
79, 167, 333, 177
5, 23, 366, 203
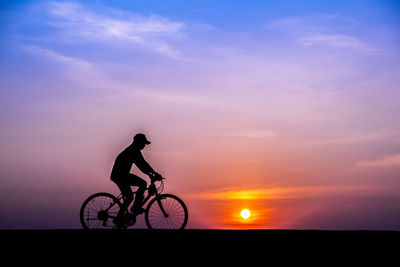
114, 179, 133, 218
126, 174, 147, 214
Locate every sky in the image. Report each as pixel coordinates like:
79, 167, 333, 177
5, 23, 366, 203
0, 0, 400, 229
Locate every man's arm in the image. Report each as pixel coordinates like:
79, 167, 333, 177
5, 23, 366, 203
135, 151, 157, 176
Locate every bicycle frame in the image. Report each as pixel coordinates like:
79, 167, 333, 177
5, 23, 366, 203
114, 180, 168, 217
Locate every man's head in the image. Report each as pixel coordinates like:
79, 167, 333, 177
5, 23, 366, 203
133, 133, 151, 150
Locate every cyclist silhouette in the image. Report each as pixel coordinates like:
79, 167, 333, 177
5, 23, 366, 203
110, 133, 162, 224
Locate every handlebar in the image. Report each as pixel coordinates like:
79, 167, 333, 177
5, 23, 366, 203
149, 174, 165, 194
149, 173, 164, 182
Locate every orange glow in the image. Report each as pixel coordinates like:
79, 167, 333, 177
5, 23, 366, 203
219, 200, 272, 229
185, 184, 394, 229
186, 184, 384, 201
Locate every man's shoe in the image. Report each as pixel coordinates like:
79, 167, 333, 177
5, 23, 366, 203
125, 213, 136, 226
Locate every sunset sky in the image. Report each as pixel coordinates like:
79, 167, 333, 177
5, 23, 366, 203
1, 0, 400, 229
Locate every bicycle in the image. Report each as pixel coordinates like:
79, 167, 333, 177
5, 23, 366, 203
79, 175, 188, 230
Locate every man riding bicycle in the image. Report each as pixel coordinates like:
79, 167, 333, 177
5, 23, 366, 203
110, 133, 162, 224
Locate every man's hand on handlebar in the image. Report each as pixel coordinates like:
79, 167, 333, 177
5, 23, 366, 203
149, 172, 163, 181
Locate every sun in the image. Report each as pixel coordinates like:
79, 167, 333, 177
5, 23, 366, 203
240, 209, 251, 219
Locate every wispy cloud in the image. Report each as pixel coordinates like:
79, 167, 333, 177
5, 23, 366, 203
21, 45, 117, 90
46, 1, 185, 57
267, 14, 358, 32
21, 44, 233, 106
186, 184, 389, 200
354, 154, 400, 169
22, 44, 91, 69
225, 130, 277, 138
297, 34, 373, 52
134, 89, 238, 110
267, 14, 373, 53
302, 130, 398, 146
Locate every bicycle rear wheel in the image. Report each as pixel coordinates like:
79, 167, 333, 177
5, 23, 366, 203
80, 192, 122, 229
145, 194, 188, 230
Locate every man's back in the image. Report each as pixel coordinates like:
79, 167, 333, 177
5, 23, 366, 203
110, 142, 154, 180
111, 144, 139, 179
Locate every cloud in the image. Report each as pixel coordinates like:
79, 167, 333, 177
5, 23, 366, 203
22, 45, 91, 69
20, 45, 236, 107
186, 184, 389, 201
46, 1, 185, 57
354, 154, 400, 169
297, 34, 373, 52
224, 130, 277, 138
266, 14, 373, 52
302, 130, 398, 146
21, 45, 115, 90
267, 14, 358, 32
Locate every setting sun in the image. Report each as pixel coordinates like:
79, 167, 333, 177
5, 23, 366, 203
241, 209, 251, 219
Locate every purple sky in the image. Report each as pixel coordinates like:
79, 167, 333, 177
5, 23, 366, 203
1, 0, 400, 229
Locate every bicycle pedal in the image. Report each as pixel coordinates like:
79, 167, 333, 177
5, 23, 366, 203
127, 217, 136, 226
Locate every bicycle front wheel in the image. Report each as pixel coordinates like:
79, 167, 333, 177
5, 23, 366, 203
80, 192, 122, 229
145, 194, 188, 230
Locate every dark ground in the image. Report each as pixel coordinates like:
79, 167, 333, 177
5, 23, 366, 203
2, 229, 398, 264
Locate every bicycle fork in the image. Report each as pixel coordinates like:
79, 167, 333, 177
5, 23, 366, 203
156, 196, 169, 218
